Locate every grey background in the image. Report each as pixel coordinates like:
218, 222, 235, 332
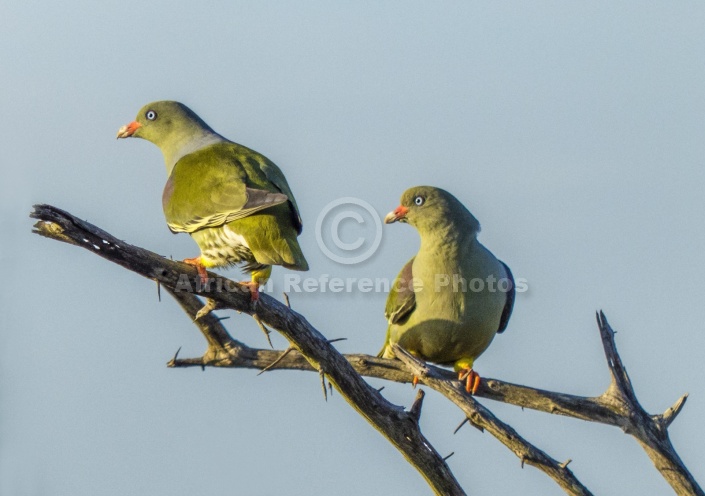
2, 2, 704, 495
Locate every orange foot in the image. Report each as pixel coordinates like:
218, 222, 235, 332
458, 368, 481, 395
183, 256, 208, 285
412, 375, 420, 388
239, 281, 261, 302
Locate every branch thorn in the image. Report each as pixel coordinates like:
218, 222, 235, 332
253, 313, 274, 348
658, 393, 689, 430
258, 347, 296, 375
194, 298, 219, 321
319, 369, 328, 402
453, 417, 469, 435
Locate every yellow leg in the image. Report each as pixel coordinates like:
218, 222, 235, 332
242, 266, 272, 301
251, 266, 272, 286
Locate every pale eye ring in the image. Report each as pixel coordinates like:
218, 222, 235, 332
146, 110, 157, 121
414, 196, 425, 206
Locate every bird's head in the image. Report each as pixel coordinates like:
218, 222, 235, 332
117, 100, 222, 173
117, 100, 213, 143
384, 186, 480, 236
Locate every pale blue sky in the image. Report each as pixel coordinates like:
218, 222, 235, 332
2, 2, 704, 495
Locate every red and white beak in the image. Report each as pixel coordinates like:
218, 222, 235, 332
116, 121, 142, 139
384, 205, 409, 224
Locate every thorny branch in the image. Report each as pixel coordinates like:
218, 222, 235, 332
31, 204, 464, 495
31, 204, 701, 496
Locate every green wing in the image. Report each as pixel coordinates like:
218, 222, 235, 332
385, 257, 416, 325
163, 145, 289, 234
215, 142, 303, 234
378, 257, 416, 357
497, 261, 515, 334
259, 156, 303, 233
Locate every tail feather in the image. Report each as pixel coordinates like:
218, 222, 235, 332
248, 231, 308, 271
280, 236, 309, 271
230, 210, 309, 271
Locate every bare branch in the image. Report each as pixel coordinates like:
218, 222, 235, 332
32, 204, 703, 496
408, 389, 426, 424
165, 290, 703, 496
392, 345, 593, 496
595, 313, 702, 496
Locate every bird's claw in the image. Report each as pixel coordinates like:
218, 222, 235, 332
458, 368, 481, 395
239, 281, 260, 302
183, 256, 209, 286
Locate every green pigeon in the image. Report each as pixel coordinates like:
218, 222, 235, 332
378, 186, 514, 394
117, 101, 308, 299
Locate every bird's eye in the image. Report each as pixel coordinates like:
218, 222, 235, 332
414, 196, 425, 206
145, 110, 157, 121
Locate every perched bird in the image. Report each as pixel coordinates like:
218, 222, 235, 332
378, 186, 514, 394
117, 101, 308, 300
